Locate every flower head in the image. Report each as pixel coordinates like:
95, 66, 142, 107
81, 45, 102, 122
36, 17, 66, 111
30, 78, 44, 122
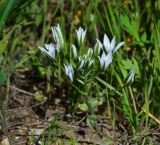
86, 48, 93, 61
78, 57, 85, 70
72, 44, 77, 58
88, 59, 94, 68
76, 27, 87, 45
64, 63, 74, 82
77, 48, 93, 70
98, 52, 113, 70
103, 34, 124, 53
38, 43, 56, 60
126, 68, 135, 85
51, 24, 64, 48
94, 39, 102, 56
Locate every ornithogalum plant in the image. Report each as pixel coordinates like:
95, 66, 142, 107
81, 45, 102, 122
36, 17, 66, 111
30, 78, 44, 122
38, 24, 133, 115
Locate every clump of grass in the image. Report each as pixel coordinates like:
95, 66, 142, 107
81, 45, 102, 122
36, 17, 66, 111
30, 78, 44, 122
37, 23, 137, 133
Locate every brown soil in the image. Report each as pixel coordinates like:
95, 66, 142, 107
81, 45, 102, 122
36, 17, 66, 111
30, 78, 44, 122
0, 69, 160, 145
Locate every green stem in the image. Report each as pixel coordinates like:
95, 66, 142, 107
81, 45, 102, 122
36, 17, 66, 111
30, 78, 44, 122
129, 86, 137, 114
47, 66, 51, 100
58, 55, 61, 85
1, 74, 12, 144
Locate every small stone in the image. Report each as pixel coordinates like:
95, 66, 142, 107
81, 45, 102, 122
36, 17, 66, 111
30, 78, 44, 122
1, 137, 10, 145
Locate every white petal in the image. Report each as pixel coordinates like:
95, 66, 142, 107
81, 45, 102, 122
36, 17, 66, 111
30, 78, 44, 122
126, 68, 135, 84
101, 52, 106, 60
55, 24, 64, 45
51, 27, 57, 43
86, 48, 93, 60
104, 52, 113, 69
88, 59, 94, 68
76, 27, 87, 45
55, 42, 60, 53
96, 39, 103, 49
98, 56, 104, 68
51, 24, 64, 47
76, 28, 81, 44
110, 36, 116, 51
48, 43, 56, 59
64, 64, 68, 74
103, 34, 110, 45
94, 39, 102, 55
70, 64, 74, 75
64, 64, 74, 82
56, 25, 63, 40
103, 34, 111, 53
113, 41, 124, 53
78, 59, 85, 70
39, 47, 47, 54
82, 29, 87, 44
44, 44, 49, 50
68, 72, 73, 82
72, 44, 77, 58
38, 43, 56, 59
67, 64, 74, 82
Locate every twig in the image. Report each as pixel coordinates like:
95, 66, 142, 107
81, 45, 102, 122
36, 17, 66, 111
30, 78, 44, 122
142, 107, 160, 125
77, 115, 86, 125
10, 85, 35, 97
0, 98, 47, 113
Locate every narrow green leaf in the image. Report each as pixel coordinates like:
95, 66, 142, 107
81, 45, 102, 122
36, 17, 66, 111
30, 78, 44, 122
0, 70, 6, 86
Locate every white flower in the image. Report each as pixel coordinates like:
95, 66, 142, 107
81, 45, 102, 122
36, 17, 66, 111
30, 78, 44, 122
64, 64, 74, 82
86, 48, 93, 60
78, 57, 85, 70
55, 42, 60, 53
76, 27, 87, 45
38, 43, 56, 59
51, 24, 64, 48
103, 34, 124, 53
94, 39, 102, 55
88, 59, 94, 68
98, 52, 113, 70
77, 48, 94, 70
72, 44, 77, 58
126, 68, 135, 84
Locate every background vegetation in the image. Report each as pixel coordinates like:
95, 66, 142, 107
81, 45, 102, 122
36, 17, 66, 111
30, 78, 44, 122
0, 0, 160, 144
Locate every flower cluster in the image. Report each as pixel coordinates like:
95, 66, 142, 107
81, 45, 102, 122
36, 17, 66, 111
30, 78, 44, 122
98, 34, 124, 70
38, 24, 125, 83
38, 24, 64, 60
77, 48, 94, 70
64, 64, 74, 82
